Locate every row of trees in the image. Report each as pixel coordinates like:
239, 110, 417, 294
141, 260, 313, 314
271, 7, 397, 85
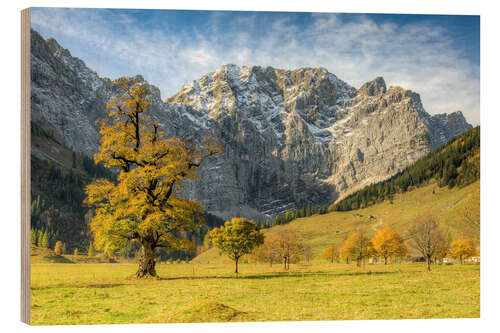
258, 205, 329, 228
208, 217, 312, 273
31, 228, 96, 256
31, 228, 53, 249
334, 127, 480, 211
320, 214, 478, 271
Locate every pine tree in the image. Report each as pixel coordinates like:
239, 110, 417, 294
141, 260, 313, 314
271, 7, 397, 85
41, 231, 50, 248
31, 229, 38, 246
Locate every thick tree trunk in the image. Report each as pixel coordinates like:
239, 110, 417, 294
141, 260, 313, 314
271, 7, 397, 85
136, 241, 156, 278
384, 256, 388, 265
426, 256, 431, 271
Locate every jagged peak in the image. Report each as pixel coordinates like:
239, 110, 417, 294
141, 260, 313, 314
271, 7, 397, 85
358, 77, 387, 96
45, 37, 71, 58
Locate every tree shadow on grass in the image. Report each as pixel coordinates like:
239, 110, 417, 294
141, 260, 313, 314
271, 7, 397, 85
158, 270, 397, 281
31, 283, 128, 290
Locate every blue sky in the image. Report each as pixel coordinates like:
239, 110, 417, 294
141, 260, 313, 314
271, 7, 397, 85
31, 8, 480, 124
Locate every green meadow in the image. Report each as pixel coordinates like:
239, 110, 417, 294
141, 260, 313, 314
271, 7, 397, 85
30, 181, 480, 325
30, 261, 479, 325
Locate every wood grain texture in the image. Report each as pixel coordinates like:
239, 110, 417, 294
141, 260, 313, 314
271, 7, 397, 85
21, 7, 31, 325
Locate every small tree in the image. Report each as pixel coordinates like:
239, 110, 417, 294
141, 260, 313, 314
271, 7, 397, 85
54, 241, 64, 255
257, 235, 280, 267
274, 230, 302, 270
37, 230, 43, 248
88, 242, 95, 257
31, 229, 38, 246
202, 232, 212, 252
209, 218, 264, 273
41, 231, 50, 249
340, 231, 372, 267
73, 248, 79, 256
371, 227, 407, 264
450, 236, 477, 264
408, 212, 447, 271
62, 243, 67, 255
302, 244, 314, 263
321, 244, 339, 263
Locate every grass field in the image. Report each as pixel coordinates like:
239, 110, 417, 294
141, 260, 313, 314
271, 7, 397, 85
30, 181, 480, 325
30, 261, 480, 325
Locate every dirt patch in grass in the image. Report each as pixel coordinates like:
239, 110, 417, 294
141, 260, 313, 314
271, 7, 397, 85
171, 300, 246, 323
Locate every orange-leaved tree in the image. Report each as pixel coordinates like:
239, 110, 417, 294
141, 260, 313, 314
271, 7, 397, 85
371, 227, 407, 264
84, 77, 222, 278
209, 218, 264, 273
450, 236, 477, 264
274, 230, 302, 270
253, 234, 280, 267
321, 244, 339, 263
339, 231, 373, 267
54, 241, 64, 255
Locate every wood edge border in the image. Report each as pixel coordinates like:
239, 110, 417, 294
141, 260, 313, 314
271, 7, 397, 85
21, 7, 31, 325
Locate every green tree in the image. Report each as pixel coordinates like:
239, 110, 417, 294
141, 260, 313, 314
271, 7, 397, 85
41, 231, 50, 248
37, 230, 44, 248
209, 218, 264, 273
31, 229, 38, 246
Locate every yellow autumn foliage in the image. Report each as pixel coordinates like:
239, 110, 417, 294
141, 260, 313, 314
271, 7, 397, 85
371, 227, 407, 264
84, 77, 222, 277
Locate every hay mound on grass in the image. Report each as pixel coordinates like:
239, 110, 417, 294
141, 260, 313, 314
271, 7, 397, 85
172, 301, 245, 323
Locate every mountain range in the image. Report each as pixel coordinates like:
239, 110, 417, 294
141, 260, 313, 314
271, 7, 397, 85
30, 28, 472, 220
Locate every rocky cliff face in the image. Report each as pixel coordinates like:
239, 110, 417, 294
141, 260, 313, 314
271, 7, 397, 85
30, 29, 473, 220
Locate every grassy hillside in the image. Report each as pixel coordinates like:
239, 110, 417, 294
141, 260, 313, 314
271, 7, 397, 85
193, 180, 480, 264
334, 126, 479, 211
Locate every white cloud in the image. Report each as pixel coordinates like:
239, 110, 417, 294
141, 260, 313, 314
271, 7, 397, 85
31, 9, 480, 125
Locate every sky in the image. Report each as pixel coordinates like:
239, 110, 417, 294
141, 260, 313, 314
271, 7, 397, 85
31, 8, 480, 125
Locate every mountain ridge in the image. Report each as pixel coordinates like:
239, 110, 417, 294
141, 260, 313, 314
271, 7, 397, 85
29, 28, 472, 220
